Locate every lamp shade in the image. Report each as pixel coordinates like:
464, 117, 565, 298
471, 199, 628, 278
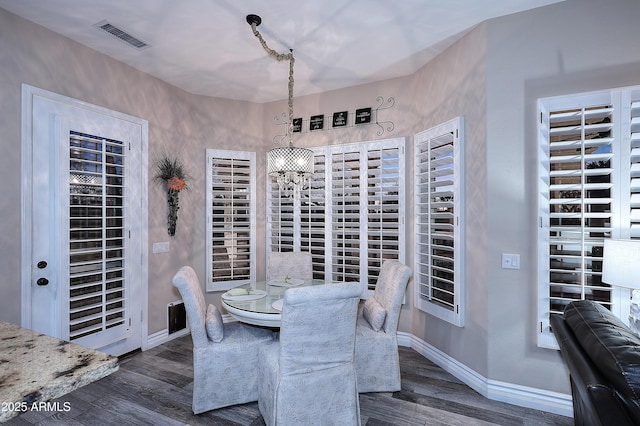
602, 239, 640, 290
266, 146, 315, 192
267, 146, 314, 177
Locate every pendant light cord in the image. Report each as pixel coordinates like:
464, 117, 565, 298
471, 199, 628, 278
250, 22, 295, 147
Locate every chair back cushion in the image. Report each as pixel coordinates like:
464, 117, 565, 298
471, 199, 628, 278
172, 266, 209, 347
279, 282, 363, 375
362, 297, 386, 331
205, 304, 224, 343
373, 260, 412, 334
267, 251, 313, 281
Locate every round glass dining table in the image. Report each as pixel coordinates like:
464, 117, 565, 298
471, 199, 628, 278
221, 279, 334, 327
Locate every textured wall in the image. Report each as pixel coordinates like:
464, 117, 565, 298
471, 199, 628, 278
0, 9, 264, 335
263, 22, 490, 378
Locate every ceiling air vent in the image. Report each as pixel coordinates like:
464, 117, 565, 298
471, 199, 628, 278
92, 20, 150, 50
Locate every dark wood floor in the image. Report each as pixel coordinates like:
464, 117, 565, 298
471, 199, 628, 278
7, 334, 573, 425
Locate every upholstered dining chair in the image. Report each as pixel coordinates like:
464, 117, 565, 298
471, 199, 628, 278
355, 259, 412, 393
258, 282, 363, 426
172, 266, 275, 414
266, 251, 313, 281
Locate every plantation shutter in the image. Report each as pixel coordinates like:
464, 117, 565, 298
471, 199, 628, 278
299, 154, 327, 278
266, 138, 405, 293
413, 117, 464, 326
537, 90, 620, 348
331, 149, 363, 283
365, 146, 402, 288
267, 155, 327, 259
267, 183, 295, 252
206, 150, 256, 291
68, 131, 128, 341
630, 96, 640, 237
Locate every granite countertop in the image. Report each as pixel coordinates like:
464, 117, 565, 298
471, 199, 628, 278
0, 321, 119, 422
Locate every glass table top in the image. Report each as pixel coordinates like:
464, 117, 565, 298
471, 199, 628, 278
220, 279, 338, 326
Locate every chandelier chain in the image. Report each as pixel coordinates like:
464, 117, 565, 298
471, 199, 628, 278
250, 22, 295, 147
248, 14, 313, 196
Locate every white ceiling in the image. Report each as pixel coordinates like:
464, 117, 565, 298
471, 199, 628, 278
0, 0, 564, 103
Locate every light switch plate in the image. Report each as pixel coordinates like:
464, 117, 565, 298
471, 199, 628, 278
153, 241, 170, 253
501, 253, 520, 270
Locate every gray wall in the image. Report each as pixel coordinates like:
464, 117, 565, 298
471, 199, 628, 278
2, 0, 640, 399
484, 0, 640, 390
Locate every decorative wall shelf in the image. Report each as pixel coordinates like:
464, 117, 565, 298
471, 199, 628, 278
273, 96, 395, 144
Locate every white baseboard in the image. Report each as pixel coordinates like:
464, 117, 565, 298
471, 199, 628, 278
397, 332, 573, 418
146, 327, 190, 349
146, 313, 236, 350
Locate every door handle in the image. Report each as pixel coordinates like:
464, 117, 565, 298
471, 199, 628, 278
36, 277, 49, 286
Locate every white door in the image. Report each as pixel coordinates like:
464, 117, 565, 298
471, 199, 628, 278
22, 85, 148, 356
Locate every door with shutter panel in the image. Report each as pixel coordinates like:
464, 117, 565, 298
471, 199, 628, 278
23, 86, 146, 356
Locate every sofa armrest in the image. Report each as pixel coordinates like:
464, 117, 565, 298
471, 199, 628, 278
551, 313, 636, 426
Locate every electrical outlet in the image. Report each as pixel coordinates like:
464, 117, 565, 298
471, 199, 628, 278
501, 253, 520, 270
153, 241, 170, 253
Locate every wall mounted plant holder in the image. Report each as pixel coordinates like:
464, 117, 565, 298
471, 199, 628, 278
153, 154, 190, 236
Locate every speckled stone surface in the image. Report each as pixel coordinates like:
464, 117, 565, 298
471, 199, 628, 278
0, 321, 119, 422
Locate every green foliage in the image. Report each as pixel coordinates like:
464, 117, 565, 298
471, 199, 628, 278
153, 154, 189, 184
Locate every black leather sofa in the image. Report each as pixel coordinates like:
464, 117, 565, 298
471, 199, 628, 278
550, 300, 640, 426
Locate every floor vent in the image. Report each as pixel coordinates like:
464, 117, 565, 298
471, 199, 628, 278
93, 20, 150, 50
168, 301, 186, 334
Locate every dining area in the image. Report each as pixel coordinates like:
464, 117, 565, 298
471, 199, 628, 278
171, 253, 413, 425
1, 254, 574, 425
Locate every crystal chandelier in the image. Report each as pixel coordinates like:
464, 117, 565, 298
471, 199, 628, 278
246, 14, 314, 194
